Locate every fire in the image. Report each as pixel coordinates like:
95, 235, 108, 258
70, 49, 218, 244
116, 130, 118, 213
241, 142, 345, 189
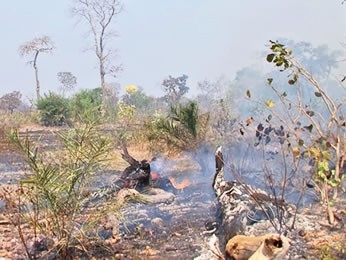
168, 177, 191, 190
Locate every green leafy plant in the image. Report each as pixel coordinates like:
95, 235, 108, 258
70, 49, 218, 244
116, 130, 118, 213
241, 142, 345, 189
146, 101, 209, 153
319, 242, 346, 260
36, 92, 70, 126
70, 88, 103, 121
247, 40, 346, 224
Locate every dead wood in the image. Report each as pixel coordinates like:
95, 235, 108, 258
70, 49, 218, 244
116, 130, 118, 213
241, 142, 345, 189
120, 143, 138, 167
212, 146, 292, 258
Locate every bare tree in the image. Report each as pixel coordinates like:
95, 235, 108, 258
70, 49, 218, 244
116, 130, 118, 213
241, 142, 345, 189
57, 72, 77, 96
71, 0, 123, 100
19, 36, 55, 100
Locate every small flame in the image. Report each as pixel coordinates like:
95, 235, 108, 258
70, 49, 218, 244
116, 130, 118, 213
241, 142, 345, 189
168, 177, 191, 190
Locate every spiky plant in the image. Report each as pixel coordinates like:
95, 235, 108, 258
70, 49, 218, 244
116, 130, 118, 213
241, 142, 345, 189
6, 117, 124, 258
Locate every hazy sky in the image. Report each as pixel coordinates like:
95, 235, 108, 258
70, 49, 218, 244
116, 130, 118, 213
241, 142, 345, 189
1, 1, 345, 100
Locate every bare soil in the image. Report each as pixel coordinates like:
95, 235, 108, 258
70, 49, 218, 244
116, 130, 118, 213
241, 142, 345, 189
0, 127, 345, 259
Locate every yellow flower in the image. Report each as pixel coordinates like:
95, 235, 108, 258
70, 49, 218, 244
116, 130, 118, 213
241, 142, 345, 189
125, 85, 138, 94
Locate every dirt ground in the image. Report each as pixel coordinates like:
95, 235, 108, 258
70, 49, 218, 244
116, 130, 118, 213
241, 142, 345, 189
0, 127, 346, 259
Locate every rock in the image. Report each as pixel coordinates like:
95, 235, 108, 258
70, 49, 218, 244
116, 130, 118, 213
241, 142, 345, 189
141, 188, 175, 204
165, 245, 177, 251
98, 226, 113, 240
151, 217, 164, 227
225, 233, 290, 260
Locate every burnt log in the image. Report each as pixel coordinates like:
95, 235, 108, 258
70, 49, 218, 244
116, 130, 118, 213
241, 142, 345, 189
84, 146, 181, 206
212, 146, 293, 257
120, 144, 152, 190
83, 146, 152, 206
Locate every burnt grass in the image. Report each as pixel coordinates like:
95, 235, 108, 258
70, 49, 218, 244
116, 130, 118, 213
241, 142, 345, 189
1, 127, 346, 259
0, 128, 219, 259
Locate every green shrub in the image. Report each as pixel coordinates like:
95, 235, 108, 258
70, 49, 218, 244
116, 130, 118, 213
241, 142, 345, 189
70, 88, 103, 121
146, 101, 209, 153
36, 92, 70, 126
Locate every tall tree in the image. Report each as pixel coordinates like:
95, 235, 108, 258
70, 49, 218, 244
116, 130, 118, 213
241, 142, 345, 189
0, 91, 22, 113
19, 35, 55, 100
162, 74, 189, 103
71, 0, 123, 99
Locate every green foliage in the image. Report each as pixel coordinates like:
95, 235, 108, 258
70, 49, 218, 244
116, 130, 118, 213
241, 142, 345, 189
36, 92, 70, 126
0, 91, 23, 113
319, 242, 346, 260
122, 86, 155, 113
146, 101, 209, 153
8, 119, 117, 258
70, 88, 103, 121
261, 40, 346, 210
162, 74, 189, 103
117, 100, 137, 127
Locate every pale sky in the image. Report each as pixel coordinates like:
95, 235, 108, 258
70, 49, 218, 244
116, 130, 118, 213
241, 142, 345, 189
1, 1, 345, 100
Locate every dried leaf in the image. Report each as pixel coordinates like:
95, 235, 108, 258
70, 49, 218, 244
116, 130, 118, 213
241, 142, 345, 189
306, 110, 315, 117
246, 117, 254, 126
264, 100, 275, 108
292, 147, 300, 157
240, 128, 244, 135
303, 124, 313, 133
267, 78, 273, 85
246, 89, 251, 98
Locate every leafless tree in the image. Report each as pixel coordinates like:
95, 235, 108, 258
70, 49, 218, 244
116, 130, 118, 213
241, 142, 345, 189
18, 36, 55, 100
71, 0, 123, 100
57, 71, 77, 96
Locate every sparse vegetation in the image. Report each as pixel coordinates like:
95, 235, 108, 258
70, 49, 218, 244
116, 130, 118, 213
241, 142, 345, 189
1, 2, 345, 257
1, 118, 123, 258
146, 101, 209, 153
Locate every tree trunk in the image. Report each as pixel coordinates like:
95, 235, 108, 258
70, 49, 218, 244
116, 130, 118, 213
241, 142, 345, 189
33, 51, 41, 100
213, 146, 294, 250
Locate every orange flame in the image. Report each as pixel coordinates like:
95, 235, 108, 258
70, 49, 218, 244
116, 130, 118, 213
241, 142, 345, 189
168, 177, 191, 190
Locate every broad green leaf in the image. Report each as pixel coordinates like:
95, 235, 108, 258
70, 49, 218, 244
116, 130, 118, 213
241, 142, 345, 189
298, 139, 304, 146
328, 179, 340, 187
317, 161, 329, 172
321, 150, 332, 160
266, 53, 275, 62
